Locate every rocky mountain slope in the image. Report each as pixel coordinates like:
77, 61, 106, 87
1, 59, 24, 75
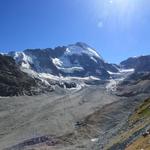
107, 97, 150, 150
0, 54, 53, 96
116, 72, 150, 97
120, 55, 150, 72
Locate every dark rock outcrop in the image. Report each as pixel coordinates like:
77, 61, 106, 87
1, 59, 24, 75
0, 54, 52, 96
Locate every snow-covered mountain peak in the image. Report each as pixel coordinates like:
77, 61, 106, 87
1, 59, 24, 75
65, 42, 102, 59
6, 42, 120, 80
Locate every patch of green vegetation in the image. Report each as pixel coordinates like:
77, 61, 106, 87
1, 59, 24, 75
138, 106, 150, 117
129, 98, 150, 123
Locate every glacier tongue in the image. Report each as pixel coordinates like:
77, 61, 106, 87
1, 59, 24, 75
106, 68, 135, 92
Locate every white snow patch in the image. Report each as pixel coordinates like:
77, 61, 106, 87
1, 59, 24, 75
91, 138, 99, 142
52, 58, 63, 66
119, 68, 135, 73
21, 61, 30, 69
90, 56, 97, 63
0, 53, 7, 55
107, 71, 121, 75
66, 48, 71, 53
86, 47, 100, 58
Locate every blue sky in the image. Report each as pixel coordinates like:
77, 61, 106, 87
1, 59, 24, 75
0, 0, 150, 63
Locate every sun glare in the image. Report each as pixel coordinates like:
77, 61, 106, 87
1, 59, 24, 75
94, 0, 140, 28
109, 0, 135, 12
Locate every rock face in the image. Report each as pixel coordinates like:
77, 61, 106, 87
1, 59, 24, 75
8, 42, 119, 79
0, 54, 36, 96
120, 55, 150, 72
118, 55, 150, 97
0, 54, 52, 96
116, 72, 150, 97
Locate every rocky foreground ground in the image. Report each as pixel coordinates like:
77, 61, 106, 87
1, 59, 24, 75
0, 75, 150, 150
